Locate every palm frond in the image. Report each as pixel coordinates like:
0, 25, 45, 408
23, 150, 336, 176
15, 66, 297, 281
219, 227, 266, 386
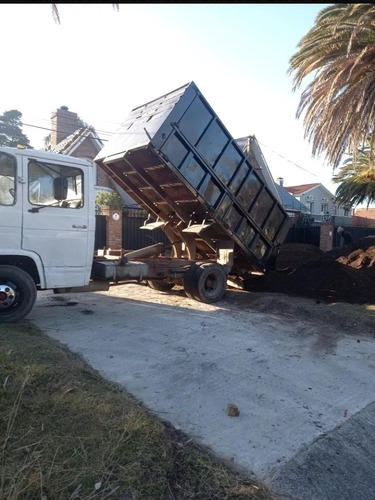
289, 4, 375, 168
333, 140, 375, 207
50, 4, 120, 24
51, 4, 60, 24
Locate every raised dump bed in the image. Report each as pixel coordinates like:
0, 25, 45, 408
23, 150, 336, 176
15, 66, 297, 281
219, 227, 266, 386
95, 81, 290, 278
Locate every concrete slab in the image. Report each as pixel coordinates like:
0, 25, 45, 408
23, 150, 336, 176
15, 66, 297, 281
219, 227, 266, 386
29, 284, 375, 499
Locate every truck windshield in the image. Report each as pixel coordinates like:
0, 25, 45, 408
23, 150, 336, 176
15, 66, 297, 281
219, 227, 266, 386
28, 160, 83, 208
0, 152, 16, 206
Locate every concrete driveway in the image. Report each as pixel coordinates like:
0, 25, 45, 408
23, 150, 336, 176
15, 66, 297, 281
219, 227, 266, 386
29, 284, 375, 500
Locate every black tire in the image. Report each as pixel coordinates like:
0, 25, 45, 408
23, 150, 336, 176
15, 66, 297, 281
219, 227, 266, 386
0, 265, 37, 323
190, 262, 227, 303
146, 280, 175, 292
183, 263, 200, 300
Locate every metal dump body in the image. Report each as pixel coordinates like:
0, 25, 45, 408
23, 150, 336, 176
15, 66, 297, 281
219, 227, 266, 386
95, 82, 289, 273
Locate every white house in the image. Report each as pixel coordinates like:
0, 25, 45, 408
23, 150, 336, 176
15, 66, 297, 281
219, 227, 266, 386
282, 182, 353, 220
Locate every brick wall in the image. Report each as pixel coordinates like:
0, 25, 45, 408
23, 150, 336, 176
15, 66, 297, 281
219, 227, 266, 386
320, 222, 334, 251
73, 141, 98, 161
352, 209, 375, 227
101, 206, 123, 250
50, 106, 79, 146
96, 165, 113, 189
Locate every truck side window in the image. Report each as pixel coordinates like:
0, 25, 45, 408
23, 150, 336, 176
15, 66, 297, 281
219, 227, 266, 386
28, 160, 83, 208
0, 152, 16, 206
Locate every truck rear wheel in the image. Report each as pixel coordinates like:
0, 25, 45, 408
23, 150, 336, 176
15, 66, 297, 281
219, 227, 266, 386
183, 263, 200, 300
146, 279, 175, 292
0, 266, 37, 323
185, 262, 227, 303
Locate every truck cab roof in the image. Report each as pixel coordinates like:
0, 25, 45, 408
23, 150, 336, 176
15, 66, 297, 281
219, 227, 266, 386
0, 146, 96, 168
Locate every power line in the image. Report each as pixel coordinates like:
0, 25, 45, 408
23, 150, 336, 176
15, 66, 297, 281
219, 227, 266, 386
21, 119, 329, 181
256, 139, 320, 178
22, 112, 121, 135
22, 122, 112, 143
22, 121, 154, 142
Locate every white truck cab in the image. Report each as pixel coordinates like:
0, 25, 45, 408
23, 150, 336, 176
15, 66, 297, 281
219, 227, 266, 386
0, 146, 97, 322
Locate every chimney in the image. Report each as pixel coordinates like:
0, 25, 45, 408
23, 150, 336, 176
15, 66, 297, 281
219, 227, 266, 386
50, 106, 79, 147
277, 177, 284, 187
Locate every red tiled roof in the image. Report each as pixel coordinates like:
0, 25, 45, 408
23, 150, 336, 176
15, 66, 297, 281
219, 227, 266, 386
284, 183, 320, 195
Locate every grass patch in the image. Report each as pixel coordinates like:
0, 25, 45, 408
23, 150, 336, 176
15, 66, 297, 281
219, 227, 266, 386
0, 322, 277, 499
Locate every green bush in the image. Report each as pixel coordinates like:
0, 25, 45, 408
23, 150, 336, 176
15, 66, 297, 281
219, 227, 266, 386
95, 190, 123, 209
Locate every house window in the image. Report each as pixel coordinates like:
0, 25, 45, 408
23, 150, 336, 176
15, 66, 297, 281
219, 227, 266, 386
321, 203, 328, 213
344, 206, 350, 216
306, 202, 314, 213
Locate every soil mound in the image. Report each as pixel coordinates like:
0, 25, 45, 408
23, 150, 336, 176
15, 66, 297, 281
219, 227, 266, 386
244, 236, 375, 305
275, 242, 326, 270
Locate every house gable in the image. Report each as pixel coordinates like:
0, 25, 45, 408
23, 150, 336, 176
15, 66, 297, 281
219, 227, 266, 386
50, 126, 102, 159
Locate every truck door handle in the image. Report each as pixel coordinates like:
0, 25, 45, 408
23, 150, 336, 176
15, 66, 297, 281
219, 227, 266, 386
72, 224, 87, 229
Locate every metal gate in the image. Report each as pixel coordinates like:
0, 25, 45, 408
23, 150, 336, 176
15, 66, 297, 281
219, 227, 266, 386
122, 215, 170, 251
284, 225, 321, 246
95, 215, 106, 250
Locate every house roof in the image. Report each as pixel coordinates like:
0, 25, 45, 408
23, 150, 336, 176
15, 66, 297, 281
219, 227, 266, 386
235, 135, 282, 204
275, 184, 309, 212
284, 183, 320, 196
46, 126, 103, 155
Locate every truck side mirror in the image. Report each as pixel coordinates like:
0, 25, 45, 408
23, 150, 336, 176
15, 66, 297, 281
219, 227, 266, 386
53, 177, 68, 200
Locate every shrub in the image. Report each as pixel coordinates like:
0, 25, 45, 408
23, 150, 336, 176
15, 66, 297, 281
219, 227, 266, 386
95, 190, 123, 209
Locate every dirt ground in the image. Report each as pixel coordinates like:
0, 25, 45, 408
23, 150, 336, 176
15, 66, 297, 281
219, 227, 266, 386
107, 235, 375, 344
111, 236, 375, 337
244, 235, 375, 306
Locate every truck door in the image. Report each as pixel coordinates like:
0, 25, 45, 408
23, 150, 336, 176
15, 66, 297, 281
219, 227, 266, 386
22, 155, 93, 288
0, 151, 21, 249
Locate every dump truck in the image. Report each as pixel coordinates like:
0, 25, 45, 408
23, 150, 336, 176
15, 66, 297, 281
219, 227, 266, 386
0, 81, 290, 323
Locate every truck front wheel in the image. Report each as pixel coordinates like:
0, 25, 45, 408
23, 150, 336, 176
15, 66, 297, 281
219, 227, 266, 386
0, 266, 37, 323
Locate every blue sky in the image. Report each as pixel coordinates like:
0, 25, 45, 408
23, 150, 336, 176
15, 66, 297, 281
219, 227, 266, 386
1, 3, 338, 191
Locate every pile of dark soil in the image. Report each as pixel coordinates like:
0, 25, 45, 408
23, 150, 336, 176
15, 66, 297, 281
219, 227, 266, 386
244, 236, 375, 305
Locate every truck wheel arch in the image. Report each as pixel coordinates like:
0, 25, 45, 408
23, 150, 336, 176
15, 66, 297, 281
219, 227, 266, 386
0, 254, 45, 288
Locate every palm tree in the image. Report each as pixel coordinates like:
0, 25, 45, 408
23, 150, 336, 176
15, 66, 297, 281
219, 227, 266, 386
333, 139, 375, 207
51, 4, 119, 24
289, 4, 375, 170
